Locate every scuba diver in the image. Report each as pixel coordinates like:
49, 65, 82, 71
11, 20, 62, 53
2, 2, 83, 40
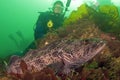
35, 0, 71, 40
34, 0, 65, 40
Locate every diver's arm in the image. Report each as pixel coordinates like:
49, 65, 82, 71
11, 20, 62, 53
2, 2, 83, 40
34, 14, 46, 40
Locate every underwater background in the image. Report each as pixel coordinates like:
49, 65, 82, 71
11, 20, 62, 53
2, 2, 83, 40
0, 0, 120, 80
0, 0, 82, 58
0, 0, 120, 58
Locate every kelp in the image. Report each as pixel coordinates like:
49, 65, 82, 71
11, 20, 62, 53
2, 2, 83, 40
108, 57, 120, 80
94, 5, 120, 39
98, 5, 119, 20
63, 4, 97, 25
64, 4, 120, 40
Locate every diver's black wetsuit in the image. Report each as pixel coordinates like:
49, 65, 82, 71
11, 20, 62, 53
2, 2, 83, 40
34, 11, 64, 40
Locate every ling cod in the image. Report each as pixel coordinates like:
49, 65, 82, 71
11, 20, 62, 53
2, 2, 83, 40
7, 38, 106, 75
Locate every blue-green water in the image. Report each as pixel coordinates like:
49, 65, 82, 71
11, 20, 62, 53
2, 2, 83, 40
0, 0, 120, 58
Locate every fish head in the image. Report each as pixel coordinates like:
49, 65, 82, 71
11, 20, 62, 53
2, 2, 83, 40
62, 38, 106, 74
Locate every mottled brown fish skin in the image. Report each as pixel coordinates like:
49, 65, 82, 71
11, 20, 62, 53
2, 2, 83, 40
7, 38, 106, 75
